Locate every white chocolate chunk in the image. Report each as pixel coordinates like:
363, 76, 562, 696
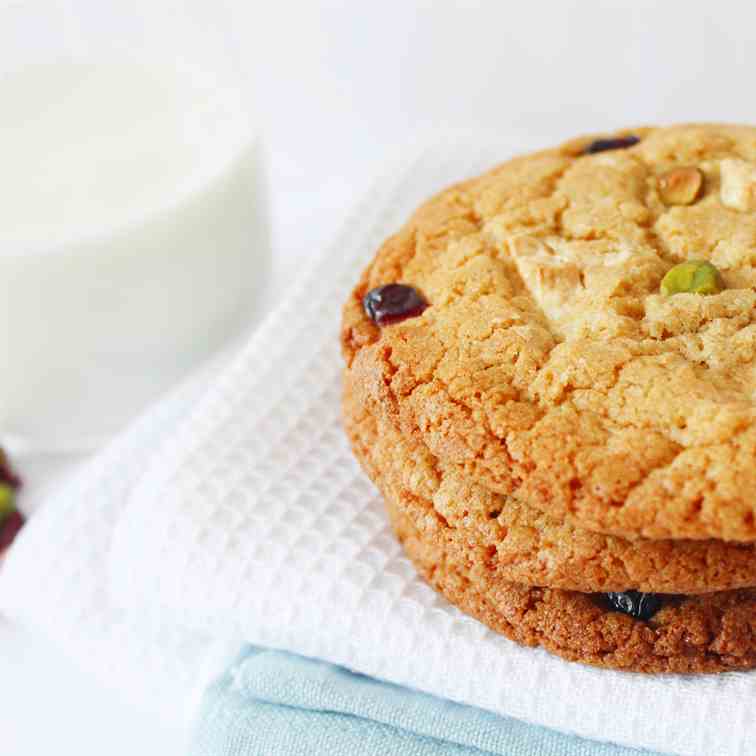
720, 158, 756, 212
506, 235, 584, 324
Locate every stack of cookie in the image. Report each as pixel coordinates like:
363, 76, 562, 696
341, 124, 756, 674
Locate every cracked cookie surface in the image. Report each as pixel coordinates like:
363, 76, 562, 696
391, 499, 756, 674
344, 387, 756, 673
342, 124, 756, 542
343, 386, 756, 593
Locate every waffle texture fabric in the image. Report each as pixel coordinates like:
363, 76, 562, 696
1, 136, 755, 755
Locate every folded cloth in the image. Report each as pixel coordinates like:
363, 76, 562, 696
2, 134, 756, 756
191, 647, 656, 756
0, 361, 235, 722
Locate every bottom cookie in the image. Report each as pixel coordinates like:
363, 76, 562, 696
386, 490, 756, 673
343, 389, 756, 673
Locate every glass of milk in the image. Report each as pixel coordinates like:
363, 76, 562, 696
0, 2, 268, 452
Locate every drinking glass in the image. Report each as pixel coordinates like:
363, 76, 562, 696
0, 1, 269, 453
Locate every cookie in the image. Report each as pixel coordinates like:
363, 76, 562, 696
390, 493, 756, 674
343, 385, 756, 594
342, 124, 756, 542
344, 387, 756, 673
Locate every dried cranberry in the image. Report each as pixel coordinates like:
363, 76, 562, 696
363, 284, 427, 326
584, 135, 640, 154
606, 591, 662, 621
0, 510, 24, 553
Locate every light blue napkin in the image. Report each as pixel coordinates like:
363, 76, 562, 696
190, 647, 663, 756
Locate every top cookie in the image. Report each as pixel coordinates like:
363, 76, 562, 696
342, 124, 756, 542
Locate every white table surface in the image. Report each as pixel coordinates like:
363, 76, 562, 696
4, 1, 756, 752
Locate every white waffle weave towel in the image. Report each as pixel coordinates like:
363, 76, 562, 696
2, 138, 755, 756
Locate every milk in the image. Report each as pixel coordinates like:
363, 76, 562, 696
0, 63, 268, 450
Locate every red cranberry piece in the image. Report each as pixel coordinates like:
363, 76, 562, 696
363, 284, 428, 326
584, 135, 640, 154
0, 510, 24, 553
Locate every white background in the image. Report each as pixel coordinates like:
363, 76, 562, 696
3, 1, 756, 753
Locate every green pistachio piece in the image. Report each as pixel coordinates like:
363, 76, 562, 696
0, 483, 15, 523
660, 260, 724, 296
